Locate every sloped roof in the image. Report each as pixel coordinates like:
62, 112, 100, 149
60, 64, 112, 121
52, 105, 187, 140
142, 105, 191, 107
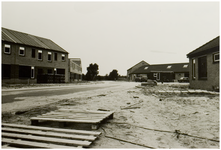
132, 62, 189, 74
187, 36, 219, 57
2, 27, 68, 53
127, 60, 149, 71
69, 58, 81, 66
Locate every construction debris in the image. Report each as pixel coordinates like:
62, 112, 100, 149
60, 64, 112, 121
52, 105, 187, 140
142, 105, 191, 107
121, 100, 143, 110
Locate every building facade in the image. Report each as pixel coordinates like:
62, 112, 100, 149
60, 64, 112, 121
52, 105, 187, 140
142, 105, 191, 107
69, 58, 82, 82
132, 63, 189, 82
187, 36, 219, 91
2, 27, 69, 84
127, 60, 149, 81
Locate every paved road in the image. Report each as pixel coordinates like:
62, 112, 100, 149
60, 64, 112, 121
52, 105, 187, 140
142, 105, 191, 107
2, 83, 119, 104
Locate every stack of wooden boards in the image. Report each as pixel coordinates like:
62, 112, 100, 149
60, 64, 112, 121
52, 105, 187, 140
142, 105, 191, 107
31, 109, 115, 129
2, 123, 101, 148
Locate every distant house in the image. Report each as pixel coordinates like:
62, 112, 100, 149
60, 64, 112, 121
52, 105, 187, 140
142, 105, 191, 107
127, 60, 149, 81
132, 63, 189, 82
69, 58, 82, 82
187, 36, 219, 91
2, 27, 69, 84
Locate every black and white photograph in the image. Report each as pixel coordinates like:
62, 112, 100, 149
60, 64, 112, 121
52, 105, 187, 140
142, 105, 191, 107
1, 1, 220, 149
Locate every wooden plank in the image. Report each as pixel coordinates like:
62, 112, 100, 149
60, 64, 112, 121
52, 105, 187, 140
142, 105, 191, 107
30, 117, 102, 123
188, 89, 195, 93
173, 90, 181, 94
58, 109, 115, 115
2, 123, 101, 136
39, 115, 105, 119
2, 137, 77, 149
43, 111, 110, 115
39, 114, 106, 119
39, 112, 110, 118
2, 127, 96, 141
41, 110, 114, 119
42, 113, 107, 117
37, 116, 104, 120
2, 144, 20, 149
2, 132, 91, 147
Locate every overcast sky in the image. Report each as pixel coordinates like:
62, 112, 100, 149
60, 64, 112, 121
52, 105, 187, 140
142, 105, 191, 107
1, 1, 219, 76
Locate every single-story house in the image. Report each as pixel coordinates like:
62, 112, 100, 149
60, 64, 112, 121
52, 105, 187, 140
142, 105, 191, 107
132, 62, 189, 82
187, 36, 219, 91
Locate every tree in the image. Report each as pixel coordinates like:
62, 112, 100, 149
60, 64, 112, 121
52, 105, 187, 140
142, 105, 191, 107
109, 69, 118, 80
85, 63, 99, 81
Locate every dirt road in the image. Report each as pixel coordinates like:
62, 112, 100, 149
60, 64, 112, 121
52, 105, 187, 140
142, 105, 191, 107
2, 81, 219, 148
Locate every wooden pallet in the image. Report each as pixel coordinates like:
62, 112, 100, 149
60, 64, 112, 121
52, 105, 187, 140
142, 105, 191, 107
30, 109, 114, 129
2, 123, 101, 149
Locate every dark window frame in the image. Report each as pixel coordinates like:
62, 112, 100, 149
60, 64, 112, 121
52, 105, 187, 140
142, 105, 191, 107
57, 69, 65, 75
31, 67, 35, 79
38, 50, 43, 60
19, 47, 25, 56
19, 65, 31, 79
32, 49, 36, 58
54, 53, 57, 61
2, 64, 11, 79
48, 52, 52, 62
198, 56, 207, 80
48, 69, 53, 75
61, 54, 65, 61
4, 44, 11, 54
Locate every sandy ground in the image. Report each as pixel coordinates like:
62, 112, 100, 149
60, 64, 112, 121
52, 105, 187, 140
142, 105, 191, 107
1, 81, 220, 148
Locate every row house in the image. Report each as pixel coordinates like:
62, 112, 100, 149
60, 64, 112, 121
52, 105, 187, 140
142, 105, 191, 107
2, 27, 69, 84
187, 36, 219, 91
131, 62, 189, 82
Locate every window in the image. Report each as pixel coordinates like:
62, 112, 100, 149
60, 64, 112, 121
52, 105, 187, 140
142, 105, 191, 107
2, 64, 11, 79
192, 59, 196, 79
57, 69, 65, 74
54, 53, 57, 61
19, 47, 25, 56
38, 69, 44, 75
4, 44, 11, 54
19, 66, 31, 78
198, 56, 207, 79
32, 49, 35, 58
48, 52, 52, 61
167, 65, 172, 69
183, 64, 188, 68
61, 54, 65, 61
38, 50, 42, 60
48, 69, 53, 74
31, 67, 35, 78
144, 67, 148, 70
213, 53, 219, 62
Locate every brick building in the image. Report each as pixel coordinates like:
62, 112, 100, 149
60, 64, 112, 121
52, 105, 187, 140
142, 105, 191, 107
2, 27, 69, 84
187, 36, 219, 91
